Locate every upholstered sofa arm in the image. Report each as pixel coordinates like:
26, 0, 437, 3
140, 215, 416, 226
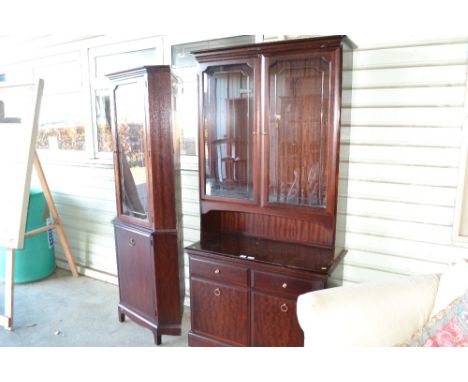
297, 274, 440, 347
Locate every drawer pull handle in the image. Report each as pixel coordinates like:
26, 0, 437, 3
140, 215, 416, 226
214, 269, 220, 275
282, 283, 288, 289
128, 238, 136, 247
280, 304, 288, 313
214, 288, 221, 297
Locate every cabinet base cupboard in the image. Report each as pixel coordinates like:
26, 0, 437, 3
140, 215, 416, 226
108, 66, 185, 345
187, 36, 354, 347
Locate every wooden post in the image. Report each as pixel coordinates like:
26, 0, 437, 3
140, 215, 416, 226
33, 151, 79, 277
0, 248, 15, 330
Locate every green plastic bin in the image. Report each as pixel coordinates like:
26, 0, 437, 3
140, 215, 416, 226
0, 188, 56, 283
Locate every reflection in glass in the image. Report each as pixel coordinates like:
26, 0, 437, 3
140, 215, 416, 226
114, 82, 148, 220
268, 57, 331, 208
203, 64, 253, 200
95, 91, 112, 152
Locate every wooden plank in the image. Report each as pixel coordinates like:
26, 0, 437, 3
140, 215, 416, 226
25, 224, 56, 237
340, 162, 459, 187
1, 248, 15, 330
341, 126, 462, 148
343, 86, 466, 108
339, 180, 457, 207
341, 263, 408, 284
342, 145, 460, 168
338, 215, 454, 245
182, 200, 201, 215
352, 43, 468, 69
53, 193, 116, 214
338, 197, 454, 225
344, 249, 449, 275
55, 202, 116, 223
348, 65, 468, 89
344, 232, 467, 263
343, 106, 465, 128
182, 215, 201, 230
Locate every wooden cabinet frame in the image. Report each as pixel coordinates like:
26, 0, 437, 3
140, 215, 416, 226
187, 36, 355, 347
108, 66, 185, 345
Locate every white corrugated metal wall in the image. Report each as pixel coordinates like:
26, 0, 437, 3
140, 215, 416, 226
340, 39, 468, 283
3, 35, 468, 303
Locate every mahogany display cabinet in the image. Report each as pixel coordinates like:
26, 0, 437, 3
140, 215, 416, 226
186, 36, 354, 347
108, 66, 185, 345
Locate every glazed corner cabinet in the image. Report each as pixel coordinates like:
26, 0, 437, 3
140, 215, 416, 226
108, 66, 185, 345
186, 36, 355, 347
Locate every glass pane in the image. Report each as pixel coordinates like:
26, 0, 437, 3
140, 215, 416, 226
172, 70, 198, 156
114, 82, 149, 220
95, 90, 112, 152
203, 64, 254, 200
96, 48, 157, 77
172, 36, 256, 157
38, 92, 86, 151
268, 56, 330, 208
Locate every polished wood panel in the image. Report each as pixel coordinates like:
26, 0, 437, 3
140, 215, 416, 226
188, 331, 230, 347
190, 277, 249, 346
189, 232, 337, 274
109, 66, 184, 345
115, 224, 155, 319
218, 211, 334, 246
251, 270, 324, 297
189, 256, 249, 287
251, 292, 303, 347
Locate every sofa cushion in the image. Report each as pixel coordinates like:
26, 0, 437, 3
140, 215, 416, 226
407, 289, 468, 347
297, 274, 440, 347
430, 260, 468, 318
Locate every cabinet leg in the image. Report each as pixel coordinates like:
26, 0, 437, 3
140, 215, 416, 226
154, 334, 162, 346
118, 308, 125, 323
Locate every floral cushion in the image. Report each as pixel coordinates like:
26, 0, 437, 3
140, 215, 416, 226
407, 289, 468, 347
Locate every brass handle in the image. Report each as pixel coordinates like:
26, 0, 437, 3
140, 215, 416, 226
282, 283, 288, 289
280, 303, 288, 313
128, 238, 136, 247
214, 269, 220, 275
214, 288, 221, 297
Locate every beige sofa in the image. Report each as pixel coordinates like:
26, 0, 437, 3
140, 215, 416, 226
296, 260, 468, 347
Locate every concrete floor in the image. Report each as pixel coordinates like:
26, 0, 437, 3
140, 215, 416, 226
0, 268, 189, 346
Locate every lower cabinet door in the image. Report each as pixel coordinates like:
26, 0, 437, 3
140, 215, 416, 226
251, 292, 304, 347
115, 224, 156, 320
190, 278, 249, 346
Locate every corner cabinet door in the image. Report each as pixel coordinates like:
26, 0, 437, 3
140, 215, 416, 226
115, 224, 156, 320
199, 58, 260, 206
251, 292, 304, 347
262, 50, 339, 216
112, 77, 153, 227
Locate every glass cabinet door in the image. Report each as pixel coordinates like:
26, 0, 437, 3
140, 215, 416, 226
114, 81, 150, 221
267, 55, 331, 209
202, 63, 254, 201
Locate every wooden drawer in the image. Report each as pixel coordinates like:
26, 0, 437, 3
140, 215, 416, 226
251, 292, 303, 347
251, 270, 324, 297
190, 278, 249, 346
189, 256, 248, 287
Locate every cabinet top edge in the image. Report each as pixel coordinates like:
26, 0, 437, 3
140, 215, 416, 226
106, 65, 170, 80
192, 35, 356, 62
